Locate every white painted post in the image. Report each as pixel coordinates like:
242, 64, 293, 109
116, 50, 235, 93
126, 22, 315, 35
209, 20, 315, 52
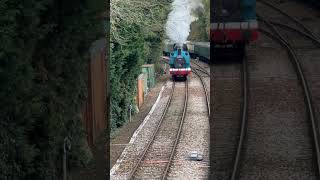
129, 104, 132, 122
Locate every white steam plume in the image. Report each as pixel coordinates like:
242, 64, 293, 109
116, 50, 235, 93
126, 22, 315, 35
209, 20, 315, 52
165, 0, 203, 45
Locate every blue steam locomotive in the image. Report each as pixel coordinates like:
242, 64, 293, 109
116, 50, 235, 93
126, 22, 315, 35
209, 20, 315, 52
169, 44, 191, 80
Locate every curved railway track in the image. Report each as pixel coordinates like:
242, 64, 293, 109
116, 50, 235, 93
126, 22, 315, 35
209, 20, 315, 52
191, 61, 210, 117
230, 16, 320, 180
210, 1, 320, 179
192, 60, 210, 77
256, 16, 320, 47
128, 80, 188, 179
260, 16, 320, 174
257, 0, 319, 40
230, 55, 248, 180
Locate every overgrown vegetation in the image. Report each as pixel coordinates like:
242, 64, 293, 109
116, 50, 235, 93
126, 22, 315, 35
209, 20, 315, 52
0, 0, 105, 179
188, 0, 210, 41
110, 0, 171, 130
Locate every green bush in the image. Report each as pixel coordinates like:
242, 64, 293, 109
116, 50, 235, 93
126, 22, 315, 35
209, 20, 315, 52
188, 0, 210, 41
0, 0, 105, 179
110, 0, 170, 131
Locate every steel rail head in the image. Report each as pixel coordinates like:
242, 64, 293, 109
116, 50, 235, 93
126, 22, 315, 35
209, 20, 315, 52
194, 67, 210, 77
256, 14, 320, 47
268, 21, 320, 46
191, 66, 210, 117
258, 20, 320, 177
257, 0, 319, 40
161, 79, 189, 180
231, 52, 249, 180
128, 81, 176, 180
191, 59, 210, 115
192, 60, 210, 76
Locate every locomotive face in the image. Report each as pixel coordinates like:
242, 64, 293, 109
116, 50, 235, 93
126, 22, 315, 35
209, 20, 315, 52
174, 55, 186, 68
168, 44, 191, 79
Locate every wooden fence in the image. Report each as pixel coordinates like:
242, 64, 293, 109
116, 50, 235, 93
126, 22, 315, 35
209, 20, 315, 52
82, 38, 107, 147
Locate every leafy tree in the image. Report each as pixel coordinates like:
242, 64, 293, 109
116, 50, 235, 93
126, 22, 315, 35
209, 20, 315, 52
110, 0, 171, 130
188, 0, 210, 41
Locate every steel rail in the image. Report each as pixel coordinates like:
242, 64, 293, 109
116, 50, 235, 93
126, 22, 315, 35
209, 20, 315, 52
256, 15, 320, 47
192, 68, 210, 117
257, 0, 319, 40
128, 81, 176, 180
192, 60, 210, 76
193, 67, 210, 77
161, 79, 189, 180
258, 18, 320, 177
230, 53, 248, 180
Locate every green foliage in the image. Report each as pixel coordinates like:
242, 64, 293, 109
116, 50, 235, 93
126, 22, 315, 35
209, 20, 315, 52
0, 0, 105, 179
110, 0, 170, 130
188, 0, 210, 41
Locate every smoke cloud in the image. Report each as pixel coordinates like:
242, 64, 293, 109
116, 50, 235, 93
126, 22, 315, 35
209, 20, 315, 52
165, 0, 203, 45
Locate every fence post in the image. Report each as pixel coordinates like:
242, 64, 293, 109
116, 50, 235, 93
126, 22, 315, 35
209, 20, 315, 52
63, 137, 71, 180
129, 104, 132, 122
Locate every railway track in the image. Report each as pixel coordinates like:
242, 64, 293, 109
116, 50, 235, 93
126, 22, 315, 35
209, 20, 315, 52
231, 32, 320, 179
191, 62, 210, 117
211, 2, 320, 177
257, 0, 319, 40
210, 60, 243, 179
192, 60, 210, 77
128, 80, 188, 179
230, 55, 248, 180
230, 7, 320, 178
191, 59, 210, 116
112, 59, 210, 179
257, 1, 320, 176
234, 30, 320, 180
165, 61, 210, 178
257, 18, 320, 46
